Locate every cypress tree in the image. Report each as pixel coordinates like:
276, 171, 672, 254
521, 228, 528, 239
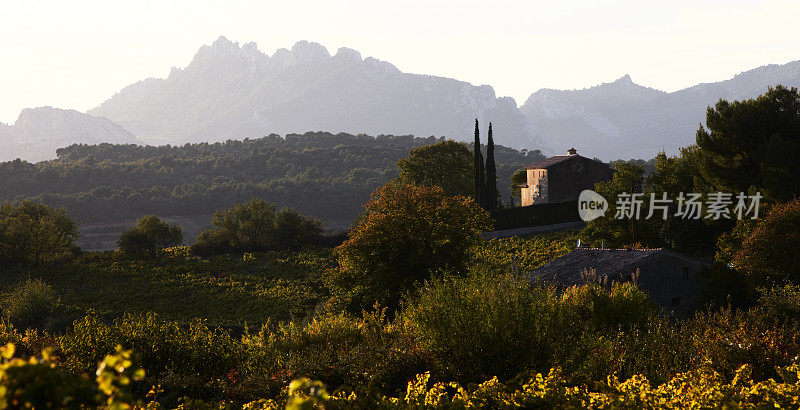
484, 122, 498, 210
473, 119, 485, 206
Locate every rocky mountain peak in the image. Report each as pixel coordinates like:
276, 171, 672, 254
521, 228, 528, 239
334, 47, 362, 61
289, 40, 331, 64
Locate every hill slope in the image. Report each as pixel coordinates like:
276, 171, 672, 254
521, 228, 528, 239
520, 61, 800, 160
0, 107, 137, 162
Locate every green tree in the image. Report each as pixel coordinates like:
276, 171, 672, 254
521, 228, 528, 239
329, 183, 492, 313
396, 140, 474, 197
191, 199, 322, 256
473, 119, 485, 206
582, 162, 647, 247
0, 201, 79, 265
732, 198, 800, 287
274, 208, 324, 250
510, 168, 527, 199
645, 149, 715, 255
117, 215, 183, 257
696, 85, 800, 202
484, 122, 498, 210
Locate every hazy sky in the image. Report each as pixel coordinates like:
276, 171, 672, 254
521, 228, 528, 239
2, 0, 800, 124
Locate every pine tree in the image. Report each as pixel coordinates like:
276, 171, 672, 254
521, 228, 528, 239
484, 122, 498, 210
473, 119, 485, 206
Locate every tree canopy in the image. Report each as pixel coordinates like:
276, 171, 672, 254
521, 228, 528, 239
696, 85, 800, 201
0, 201, 79, 265
117, 215, 183, 257
396, 140, 474, 197
190, 199, 322, 256
329, 183, 492, 313
733, 199, 800, 287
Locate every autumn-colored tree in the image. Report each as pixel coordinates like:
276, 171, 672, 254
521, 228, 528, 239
329, 183, 492, 313
396, 139, 474, 197
732, 199, 800, 287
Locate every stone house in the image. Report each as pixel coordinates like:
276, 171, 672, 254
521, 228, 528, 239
520, 148, 613, 206
527, 247, 710, 316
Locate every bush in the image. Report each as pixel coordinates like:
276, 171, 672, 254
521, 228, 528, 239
191, 199, 322, 257
117, 215, 183, 257
57, 312, 242, 402
401, 269, 559, 381
2, 278, 57, 330
0, 343, 144, 409
244, 310, 421, 393
558, 281, 656, 333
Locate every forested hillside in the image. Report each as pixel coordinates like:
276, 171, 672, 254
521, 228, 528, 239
0, 132, 543, 248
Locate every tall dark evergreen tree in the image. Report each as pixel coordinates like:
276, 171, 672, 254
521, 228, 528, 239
484, 122, 498, 210
473, 119, 485, 206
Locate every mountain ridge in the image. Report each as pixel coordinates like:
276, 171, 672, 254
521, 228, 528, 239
89, 36, 539, 150
0, 107, 137, 162
520, 60, 800, 160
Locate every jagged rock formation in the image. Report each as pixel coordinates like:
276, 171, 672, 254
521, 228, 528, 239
90, 36, 539, 149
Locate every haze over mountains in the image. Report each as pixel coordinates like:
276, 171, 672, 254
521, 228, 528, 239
520, 61, 800, 160
89, 36, 537, 150
3, 36, 800, 162
0, 107, 136, 162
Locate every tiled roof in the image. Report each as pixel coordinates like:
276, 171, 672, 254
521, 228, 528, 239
525, 155, 576, 170
526, 248, 667, 286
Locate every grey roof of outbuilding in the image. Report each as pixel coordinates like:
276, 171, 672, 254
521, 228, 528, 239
527, 247, 688, 286
525, 155, 576, 170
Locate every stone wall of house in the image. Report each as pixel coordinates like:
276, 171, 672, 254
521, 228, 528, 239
632, 253, 705, 317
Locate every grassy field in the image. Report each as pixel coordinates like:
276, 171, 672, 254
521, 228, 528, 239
0, 248, 335, 328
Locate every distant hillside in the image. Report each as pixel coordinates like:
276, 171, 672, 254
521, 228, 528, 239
90, 36, 540, 150
0, 132, 543, 250
0, 107, 137, 162
520, 61, 800, 160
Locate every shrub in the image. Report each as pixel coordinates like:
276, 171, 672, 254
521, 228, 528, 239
0, 343, 144, 409
687, 303, 800, 382
57, 312, 242, 402
2, 278, 57, 330
401, 269, 559, 381
558, 281, 656, 333
118, 215, 183, 257
244, 310, 421, 393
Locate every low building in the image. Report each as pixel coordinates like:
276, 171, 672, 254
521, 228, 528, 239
527, 247, 709, 316
520, 148, 613, 206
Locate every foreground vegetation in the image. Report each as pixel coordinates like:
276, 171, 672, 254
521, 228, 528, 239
3, 86, 800, 408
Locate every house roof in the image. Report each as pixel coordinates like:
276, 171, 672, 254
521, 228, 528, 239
525, 155, 575, 170
526, 247, 701, 286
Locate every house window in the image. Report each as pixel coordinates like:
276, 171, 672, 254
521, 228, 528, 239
682, 267, 689, 281
672, 298, 681, 307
